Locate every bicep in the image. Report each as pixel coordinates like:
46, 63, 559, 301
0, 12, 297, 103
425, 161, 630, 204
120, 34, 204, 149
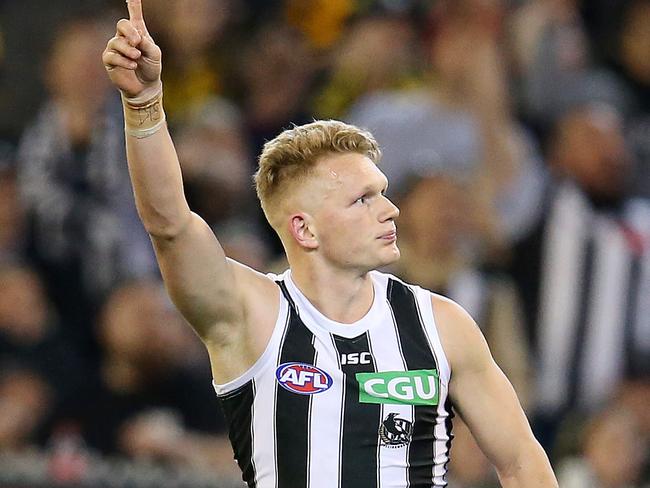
434, 296, 537, 473
151, 212, 244, 336
451, 353, 536, 472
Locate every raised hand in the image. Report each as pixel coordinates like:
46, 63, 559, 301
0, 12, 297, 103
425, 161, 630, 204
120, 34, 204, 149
102, 0, 162, 100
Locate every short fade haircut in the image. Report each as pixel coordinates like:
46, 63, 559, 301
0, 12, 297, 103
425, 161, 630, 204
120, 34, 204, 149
254, 120, 381, 229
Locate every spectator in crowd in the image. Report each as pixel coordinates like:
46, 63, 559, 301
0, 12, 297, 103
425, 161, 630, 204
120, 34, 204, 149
284, 0, 356, 50
234, 21, 320, 254
173, 98, 252, 226
15, 14, 157, 353
314, 11, 423, 119
612, 0, 650, 99
509, 0, 631, 129
509, 102, 650, 448
0, 368, 52, 451
613, 0, 650, 197
617, 380, 650, 482
0, 0, 108, 141
236, 21, 318, 157
389, 171, 533, 407
346, 0, 544, 409
0, 264, 84, 399
617, 380, 650, 437
140, 0, 231, 123
556, 403, 648, 488
511, 0, 649, 195
65, 280, 235, 475
0, 264, 85, 448
348, 0, 546, 250
173, 97, 269, 269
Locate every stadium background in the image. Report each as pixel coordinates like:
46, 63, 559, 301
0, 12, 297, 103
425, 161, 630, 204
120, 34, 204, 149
0, 0, 648, 486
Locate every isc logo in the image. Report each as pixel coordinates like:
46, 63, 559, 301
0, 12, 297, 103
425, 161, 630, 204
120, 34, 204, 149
276, 362, 333, 395
341, 352, 372, 365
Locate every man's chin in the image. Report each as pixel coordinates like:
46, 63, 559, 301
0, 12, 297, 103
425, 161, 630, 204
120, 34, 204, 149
379, 245, 401, 266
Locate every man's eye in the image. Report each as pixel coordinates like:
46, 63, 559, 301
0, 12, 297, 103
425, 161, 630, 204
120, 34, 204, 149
354, 196, 367, 205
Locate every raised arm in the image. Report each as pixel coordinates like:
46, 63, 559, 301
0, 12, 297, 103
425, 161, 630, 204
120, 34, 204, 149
432, 295, 558, 488
101, 1, 277, 358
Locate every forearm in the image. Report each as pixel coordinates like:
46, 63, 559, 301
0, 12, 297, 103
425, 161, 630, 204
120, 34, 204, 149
496, 442, 558, 488
123, 95, 192, 238
102, 6, 192, 241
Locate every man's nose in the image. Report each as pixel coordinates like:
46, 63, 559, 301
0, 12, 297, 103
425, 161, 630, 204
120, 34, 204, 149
380, 196, 400, 221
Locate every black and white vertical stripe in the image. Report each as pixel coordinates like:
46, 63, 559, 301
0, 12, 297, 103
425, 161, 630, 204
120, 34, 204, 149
537, 185, 650, 412
331, 332, 381, 488
274, 281, 317, 488
218, 380, 257, 487
387, 278, 452, 487
215, 270, 454, 487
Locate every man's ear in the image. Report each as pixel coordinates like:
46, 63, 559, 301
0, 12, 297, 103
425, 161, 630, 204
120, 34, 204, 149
288, 213, 319, 250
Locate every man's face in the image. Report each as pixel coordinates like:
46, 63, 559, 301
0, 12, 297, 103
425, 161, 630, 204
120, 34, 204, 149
296, 152, 400, 272
398, 175, 472, 258
552, 107, 630, 199
47, 23, 110, 105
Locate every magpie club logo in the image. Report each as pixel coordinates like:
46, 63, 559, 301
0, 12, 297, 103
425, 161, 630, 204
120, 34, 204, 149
275, 362, 333, 395
379, 413, 412, 448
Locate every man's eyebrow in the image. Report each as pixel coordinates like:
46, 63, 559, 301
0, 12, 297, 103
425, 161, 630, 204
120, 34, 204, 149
357, 179, 388, 194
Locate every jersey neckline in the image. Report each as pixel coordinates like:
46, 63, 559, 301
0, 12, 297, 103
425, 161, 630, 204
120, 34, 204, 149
283, 269, 387, 338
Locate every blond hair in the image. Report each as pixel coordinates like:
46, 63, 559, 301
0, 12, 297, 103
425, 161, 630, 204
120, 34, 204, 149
254, 120, 381, 229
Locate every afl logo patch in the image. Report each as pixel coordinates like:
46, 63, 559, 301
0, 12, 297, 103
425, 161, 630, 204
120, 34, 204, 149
275, 362, 333, 395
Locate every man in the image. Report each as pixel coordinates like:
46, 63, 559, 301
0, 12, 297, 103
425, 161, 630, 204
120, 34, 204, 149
102, 1, 558, 486
508, 103, 650, 448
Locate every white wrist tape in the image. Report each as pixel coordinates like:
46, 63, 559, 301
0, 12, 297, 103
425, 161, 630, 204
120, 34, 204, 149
122, 86, 166, 139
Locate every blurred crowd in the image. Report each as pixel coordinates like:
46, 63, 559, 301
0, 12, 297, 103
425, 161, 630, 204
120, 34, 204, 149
0, 0, 648, 486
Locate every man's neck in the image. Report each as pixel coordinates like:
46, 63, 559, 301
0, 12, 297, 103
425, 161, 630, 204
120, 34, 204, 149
289, 263, 375, 324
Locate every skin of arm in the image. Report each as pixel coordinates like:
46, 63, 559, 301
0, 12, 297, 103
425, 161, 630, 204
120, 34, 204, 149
124, 122, 242, 335
125, 105, 278, 383
432, 295, 558, 488
102, 1, 279, 383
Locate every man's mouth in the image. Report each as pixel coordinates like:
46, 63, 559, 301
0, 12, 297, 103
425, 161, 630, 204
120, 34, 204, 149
379, 230, 397, 241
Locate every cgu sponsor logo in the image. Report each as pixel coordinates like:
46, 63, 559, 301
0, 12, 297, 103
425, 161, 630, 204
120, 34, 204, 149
356, 369, 439, 406
276, 362, 333, 395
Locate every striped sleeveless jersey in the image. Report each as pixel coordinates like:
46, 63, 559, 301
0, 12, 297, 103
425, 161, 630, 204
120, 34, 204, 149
214, 270, 454, 488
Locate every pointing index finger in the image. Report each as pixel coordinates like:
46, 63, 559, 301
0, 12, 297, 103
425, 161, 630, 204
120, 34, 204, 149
127, 0, 147, 33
